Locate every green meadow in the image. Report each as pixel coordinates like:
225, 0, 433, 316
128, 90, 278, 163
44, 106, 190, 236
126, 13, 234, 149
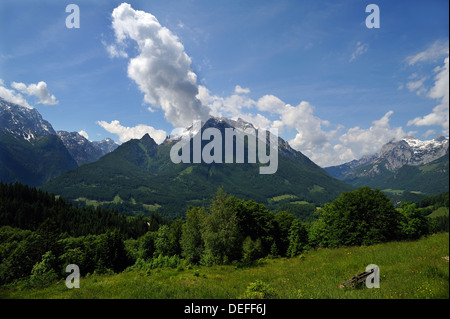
2, 233, 448, 299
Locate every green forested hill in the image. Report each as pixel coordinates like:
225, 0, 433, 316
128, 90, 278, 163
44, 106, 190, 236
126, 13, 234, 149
0, 182, 150, 237
42, 126, 353, 218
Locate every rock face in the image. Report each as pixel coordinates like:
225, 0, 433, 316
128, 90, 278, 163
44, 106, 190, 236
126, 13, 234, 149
378, 136, 449, 172
403, 136, 449, 166
93, 138, 119, 154
0, 97, 55, 140
56, 131, 105, 166
172, 116, 305, 160
57, 131, 119, 166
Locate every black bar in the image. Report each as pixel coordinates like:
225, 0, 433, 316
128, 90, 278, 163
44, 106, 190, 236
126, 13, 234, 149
1, 299, 449, 318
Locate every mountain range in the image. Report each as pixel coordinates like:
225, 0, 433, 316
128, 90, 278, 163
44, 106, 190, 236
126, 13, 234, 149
2, 95, 448, 217
41, 116, 354, 217
325, 136, 449, 195
0, 97, 118, 186
56, 131, 118, 166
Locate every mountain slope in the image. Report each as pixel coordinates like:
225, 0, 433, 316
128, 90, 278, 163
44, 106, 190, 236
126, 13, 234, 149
57, 131, 105, 166
57, 131, 118, 166
93, 138, 119, 154
325, 136, 449, 195
42, 117, 353, 217
0, 97, 55, 139
0, 132, 78, 186
0, 98, 78, 186
364, 152, 449, 195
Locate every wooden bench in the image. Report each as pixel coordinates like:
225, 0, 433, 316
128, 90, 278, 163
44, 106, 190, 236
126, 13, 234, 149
338, 268, 375, 288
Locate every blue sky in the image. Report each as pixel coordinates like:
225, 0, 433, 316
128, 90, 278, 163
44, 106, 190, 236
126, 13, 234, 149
0, 0, 448, 166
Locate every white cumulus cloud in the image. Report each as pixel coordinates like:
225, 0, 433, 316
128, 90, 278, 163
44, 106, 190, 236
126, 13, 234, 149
282, 101, 335, 151
0, 79, 32, 108
11, 81, 58, 105
97, 120, 167, 144
303, 111, 407, 167
100, 4, 420, 168
234, 85, 250, 94
256, 95, 285, 113
338, 111, 406, 159
107, 2, 209, 127
197, 84, 342, 164
103, 40, 128, 58
406, 76, 428, 95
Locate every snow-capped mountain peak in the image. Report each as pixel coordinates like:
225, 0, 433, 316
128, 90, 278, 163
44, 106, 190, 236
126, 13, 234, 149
403, 136, 449, 154
399, 136, 449, 167
0, 97, 56, 140
169, 116, 262, 141
325, 135, 449, 181
57, 131, 119, 166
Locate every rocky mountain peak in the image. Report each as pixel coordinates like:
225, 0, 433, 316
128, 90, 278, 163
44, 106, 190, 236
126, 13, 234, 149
0, 97, 56, 140
92, 138, 119, 154
325, 135, 449, 181
57, 131, 119, 166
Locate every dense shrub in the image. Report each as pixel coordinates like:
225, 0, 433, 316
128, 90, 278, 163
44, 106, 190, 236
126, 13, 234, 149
240, 280, 277, 299
312, 187, 402, 247
28, 251, 58, 288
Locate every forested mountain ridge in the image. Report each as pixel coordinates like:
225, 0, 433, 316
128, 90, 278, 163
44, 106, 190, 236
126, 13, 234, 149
42, 117, 353, 218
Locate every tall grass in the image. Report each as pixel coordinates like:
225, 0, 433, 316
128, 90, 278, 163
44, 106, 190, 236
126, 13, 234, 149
1, 233, 448, 299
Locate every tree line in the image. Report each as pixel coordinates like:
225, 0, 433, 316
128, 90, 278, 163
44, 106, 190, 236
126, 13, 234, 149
0, 182, 447, 287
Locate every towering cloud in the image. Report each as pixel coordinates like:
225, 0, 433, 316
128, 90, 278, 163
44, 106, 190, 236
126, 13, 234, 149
108, 3, 209, 127
102, 3, 445, 168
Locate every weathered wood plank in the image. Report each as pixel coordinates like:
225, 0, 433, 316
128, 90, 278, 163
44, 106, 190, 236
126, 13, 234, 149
338, 268, 374, 288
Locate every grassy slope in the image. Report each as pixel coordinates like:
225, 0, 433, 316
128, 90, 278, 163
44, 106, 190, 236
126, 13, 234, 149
429, 207, 449, 218
1, 233, 448, 299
